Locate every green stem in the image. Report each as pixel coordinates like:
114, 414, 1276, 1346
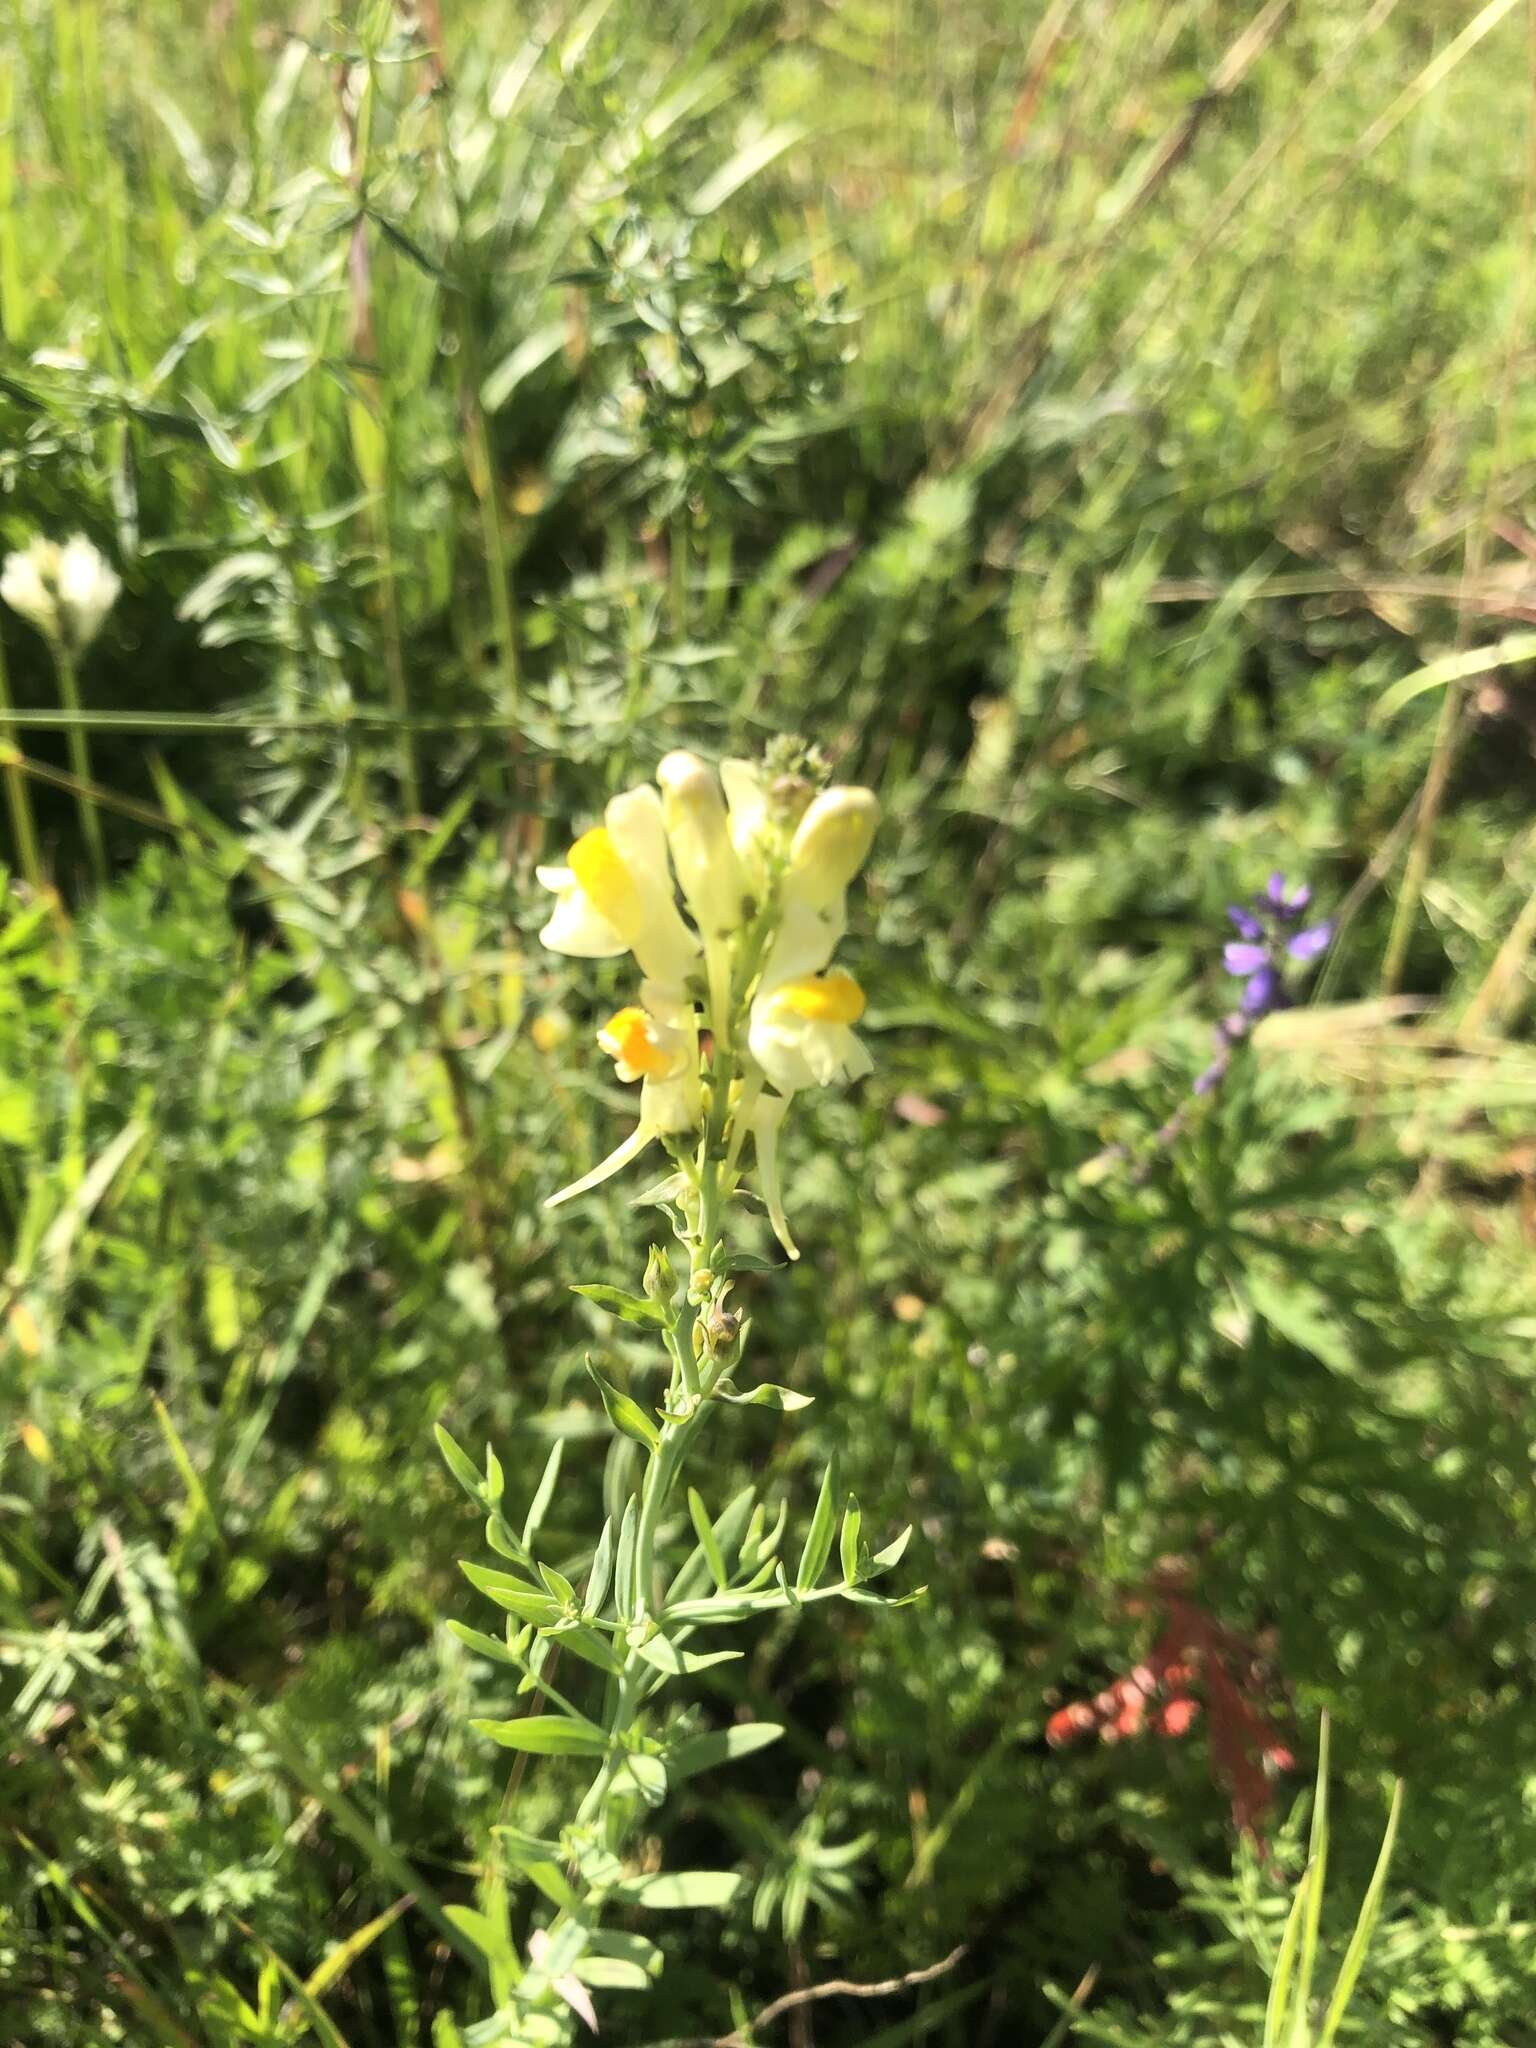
461, 314, 522, 728
49, 638, 105, 886
669, 515, 690, 639
0, 632, 44, 888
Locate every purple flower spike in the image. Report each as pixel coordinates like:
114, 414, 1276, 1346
1279, 882, 1312, 917
1286, 921, 1332, 962
1264, 872, 1290, 910
1241, 963, 1280, 1015
1227, 905, 1263, 941
1224, 941, 1269, 977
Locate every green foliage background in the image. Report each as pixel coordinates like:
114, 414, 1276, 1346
4, 0, 1536, 2041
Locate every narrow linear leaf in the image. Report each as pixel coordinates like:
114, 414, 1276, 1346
688, 123, 805, 215
666, 1722, 783, 1783
867, 1525, 913, 1577
522, 1439, 564, 1549
446, 1619, 519, 1665
571, 1955, 651, 1991
572, 1283, 669, 1330
587, 1517, 615, 1616
615, 1495, 639, 1622
587, 1361, 662, 1452
1316, 1780, 1405, 2048
435, 1424, 483, 1503
796, 1457, 838, 1593
551, 1624, 624, 1676
609, 1870, 744, 1911
635, 1631, 742, 1678
688, 1487, 729, 1592
839, 1496, 863, 1586
459, 1562, 563, 1626
471, 1715, 609, 1757
719, 1382, 814, 1410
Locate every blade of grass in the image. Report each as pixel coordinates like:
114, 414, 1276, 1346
1315, 1780, 1405, 2048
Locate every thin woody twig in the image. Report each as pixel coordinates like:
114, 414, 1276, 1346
664, 1946, 968, 2047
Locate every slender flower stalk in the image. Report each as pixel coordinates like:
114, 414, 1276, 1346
1, 534, 120, 885
438, 744, 912, 2043
0, 628, 43, 889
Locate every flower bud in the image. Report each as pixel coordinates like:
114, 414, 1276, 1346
786, 787, 879, 910
656, 750, 747, 937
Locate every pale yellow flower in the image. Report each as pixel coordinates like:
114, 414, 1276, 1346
757, 786, 879, 988
538, 783, 700, 989
719, 757, 773, 894
656, 750, 746, 939
748, 969, 873, 1096
546, 984, 701, 1209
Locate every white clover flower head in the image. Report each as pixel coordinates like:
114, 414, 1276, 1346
1, 533, 119, 651
0, 539, 61, 639
56, 535, 121, 650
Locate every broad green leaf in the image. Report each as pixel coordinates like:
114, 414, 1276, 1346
587, 1361, 662, 1453
1244, 1271, 1354, 1374
665, 1722, 783, 1782
471, 1714, 608, 1756
796, 1458, 838, 1592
